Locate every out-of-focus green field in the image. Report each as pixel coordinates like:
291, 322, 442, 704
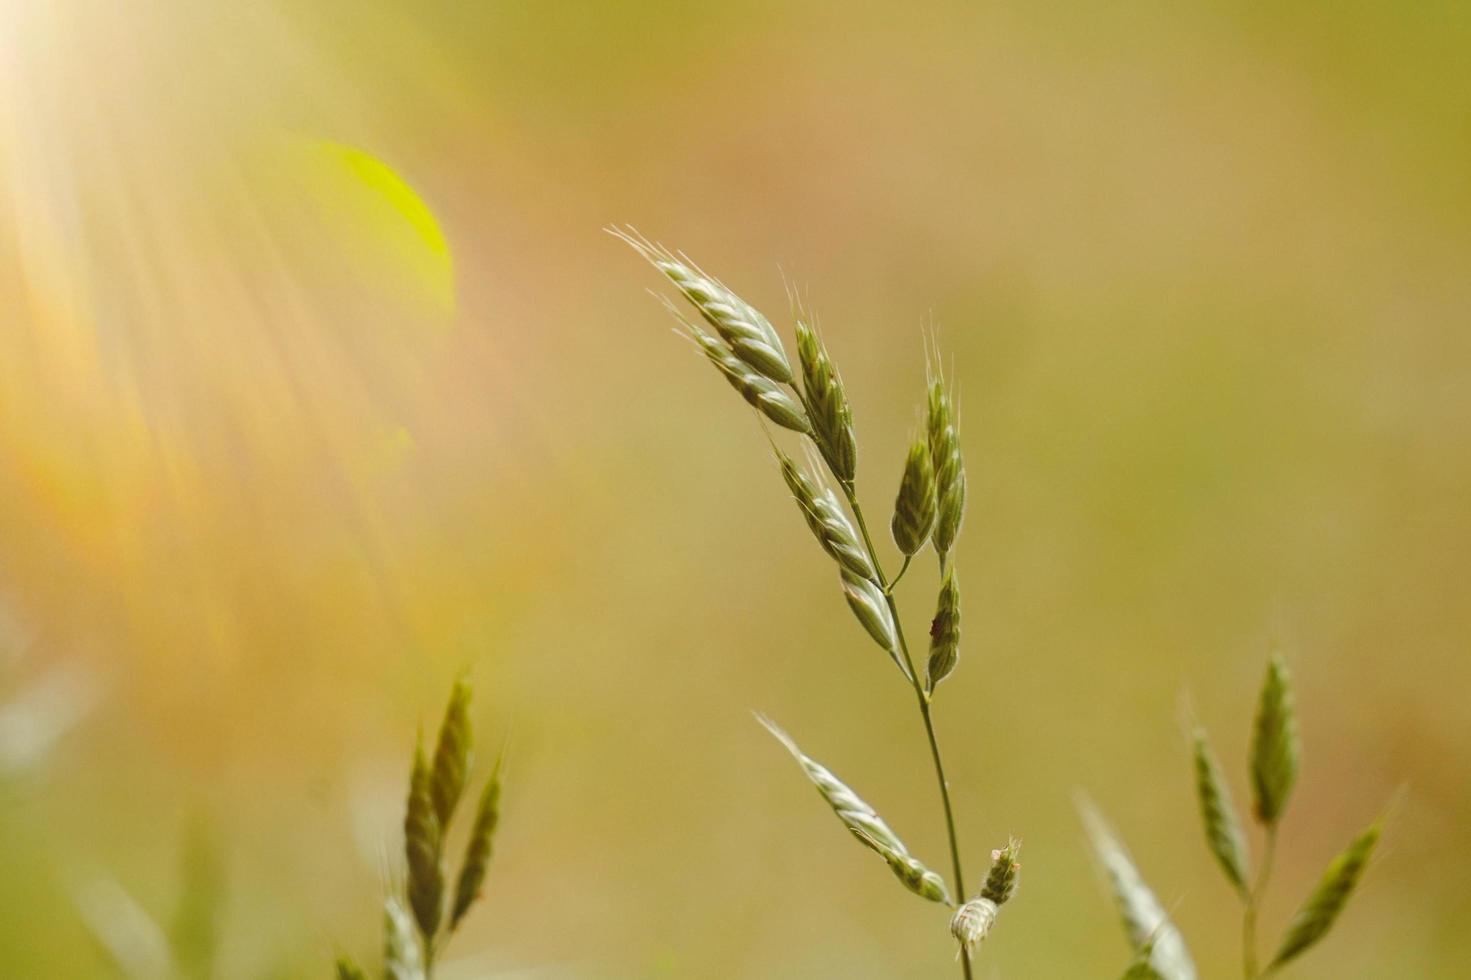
1, 2, 1467, 976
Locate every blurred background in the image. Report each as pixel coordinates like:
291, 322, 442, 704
1, 1, 1467, 976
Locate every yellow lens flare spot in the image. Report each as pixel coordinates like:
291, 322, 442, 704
294, 139, 455, 315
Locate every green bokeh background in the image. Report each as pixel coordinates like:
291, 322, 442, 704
1, 2, 1467, 976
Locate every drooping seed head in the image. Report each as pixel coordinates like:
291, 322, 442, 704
431, 679, 472, 828
926, 568, 962, 692
1269, 821, 1381, 970
980, 838, 1022, 906
950, 897, 998, 953
794, 319, 857, 484
1080, 800, 1198, 980
612, 227, 793, 383
383, 896, 426, 980
840, 569, 909, 680
891, 438, 937, 556
777, 450, 875, 580
682, 316, 810, 434
1250, 654, 1300, 825
759, 716, 952, 905
1191, 728, 1250, 895
927, 377, 967, 559
451, 753, 504, 931
403, 738, 444, 941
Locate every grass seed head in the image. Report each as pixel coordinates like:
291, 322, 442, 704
794, 318, 857, 484
980, 838, 1022, 906
684, 318, 810, 434
926, 569, 962, 692
950, 897, 998, 954
891, 438, 937, 556
1191, 728, 1250, 895
1250, 654, 1300, 825
404, 738, 444, 940
1270, 821, 1381, 969
839, 569, 909, 679
760, 716, 951, 904
1081, 800, 1198, 980
383, 896, 426, 980
431, 679, 472, 828
452, 754, 504, 931
927, 378, 967, 559
614, 228, 793, 383
777, 450, 875, 580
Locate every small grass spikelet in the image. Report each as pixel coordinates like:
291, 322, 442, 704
1269, 821, 1381, 969
760, 716, 951, 904
451, 753, 504, 930
1081, 800, 1197, 980
794, 318, 857, 485
682, 315, 810, 433
1250, 654, 1299, 825
927, 377, 967, 562
404, 738, 444, 941
1191, 728, 1249, 896
777, 449, 875, 580
383, 897, 426, 980
891, 438, 937, 556
950, 839, 1022, 954
612, 227, 793, 383
431, 680, 472, 827
840, 569, 909, 678
926, 568, 961, 692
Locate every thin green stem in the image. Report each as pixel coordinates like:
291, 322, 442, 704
888, 554, 914, 592
1243, 825, 1278, 980
844, 486, 972, 980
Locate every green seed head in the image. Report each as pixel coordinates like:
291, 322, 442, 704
794, 319, 857, 484
685, 321, 810, 434
891, 438, 937, 556
1192, 728, 1250, 895
451, 754, 504, 930
760, 717, 951, 905
431, 679, 472, 828
1270, 822, 1381, 969
1250, 654, 1300, 825
927, 378, 967, 559
980, 838, 1022, 906
840, 569, 909, 679
403, 739, 444, 941
777, 451, 875, 581
926, 568, 962, 692
950, 897, 999, 953
614, 228, 792, 383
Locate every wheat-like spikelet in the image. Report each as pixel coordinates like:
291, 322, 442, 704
1269, 821, 1380, 969
926, 377, 967, 562
612, 227, 793, 383
760, 716, 951, 904
383, 896, 426, 980
1249, 654, 1299, 825
840, 569, 910, 679
404, 738, 444, 940
793, 318, 857, 485
451, 753, 504, 930
777, 449, 875, 580
926, 569, 961, 693
891, 438, 937, 556
1191, 728, 1249, 896
1081, 801, 1197, 980
431, 680, 472, 828
950, 839, 1022, 954
676, 311, 810, 434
